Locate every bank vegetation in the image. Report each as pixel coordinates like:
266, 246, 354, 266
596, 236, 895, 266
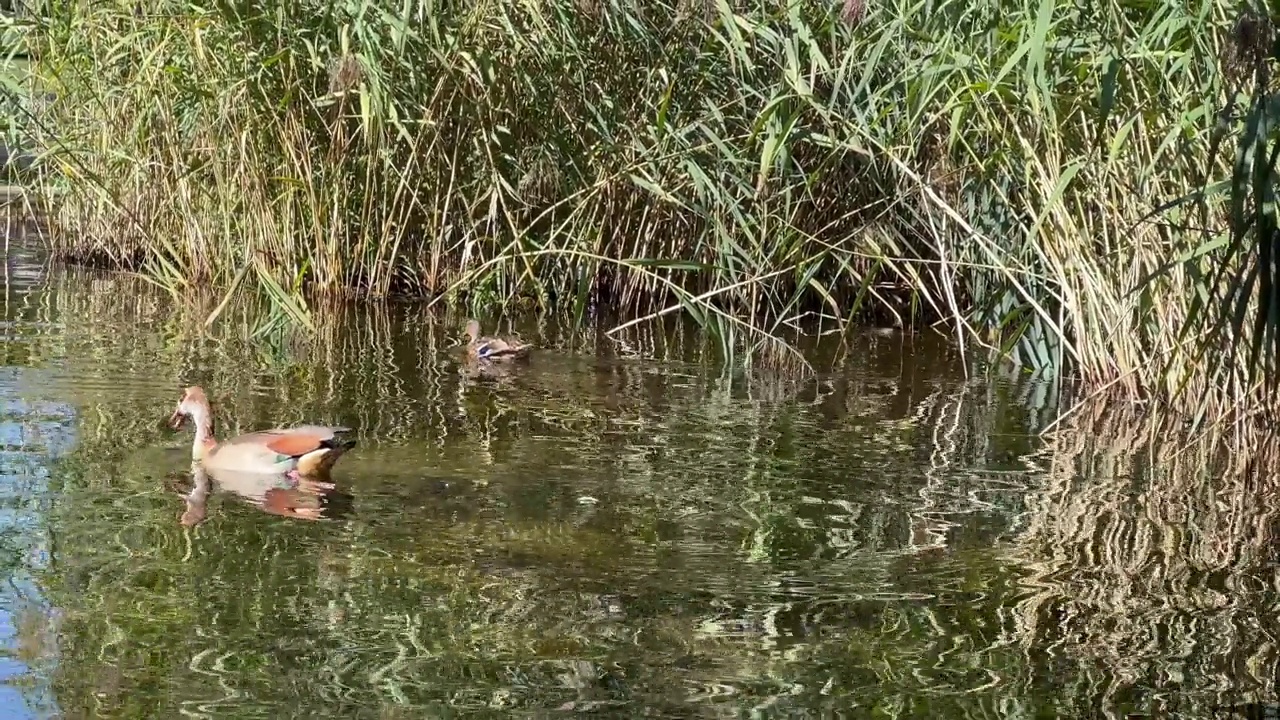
4, 0, 1280, 426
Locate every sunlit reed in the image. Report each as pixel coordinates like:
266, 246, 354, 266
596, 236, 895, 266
9, 0, 1275, 430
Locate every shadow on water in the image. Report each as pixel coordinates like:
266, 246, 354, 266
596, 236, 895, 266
1, 219, 1280, 717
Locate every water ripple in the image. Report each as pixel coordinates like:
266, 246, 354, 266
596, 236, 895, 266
0, 250, 1261, 718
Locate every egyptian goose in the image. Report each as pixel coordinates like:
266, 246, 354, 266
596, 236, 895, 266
462, 319, 532, 362
168, 386, 356, 479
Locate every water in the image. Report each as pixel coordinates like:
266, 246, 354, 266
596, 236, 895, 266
1, 230, 1277, 719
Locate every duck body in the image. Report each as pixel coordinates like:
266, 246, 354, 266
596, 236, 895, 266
203, 424, 354, 476
169, 386, 356, 479
463, 319, 533, 362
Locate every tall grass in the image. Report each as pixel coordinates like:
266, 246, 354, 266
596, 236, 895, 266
9, 0, 1280, 419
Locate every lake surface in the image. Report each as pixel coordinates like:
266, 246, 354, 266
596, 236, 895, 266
1, 225, 1278, 718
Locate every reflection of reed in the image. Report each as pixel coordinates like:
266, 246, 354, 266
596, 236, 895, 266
1011, 403, 1280, 715
28, 263, 1054, 565
20, 261, 1072, 715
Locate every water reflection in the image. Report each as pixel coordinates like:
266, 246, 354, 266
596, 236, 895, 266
170, 464, 354, 527
3, 223, 1280, 717
0, 227, 64, 720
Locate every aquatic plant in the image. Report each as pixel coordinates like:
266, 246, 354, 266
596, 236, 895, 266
6, 0, 1280, 425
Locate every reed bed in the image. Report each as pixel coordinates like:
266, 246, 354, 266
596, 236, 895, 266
9, 0, 1280, 423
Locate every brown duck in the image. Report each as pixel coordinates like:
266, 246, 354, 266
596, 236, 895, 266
168, 386, 356, 479
463, 319, 532, 362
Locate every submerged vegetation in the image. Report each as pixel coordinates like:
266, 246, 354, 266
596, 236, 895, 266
4, 0, 1280, 421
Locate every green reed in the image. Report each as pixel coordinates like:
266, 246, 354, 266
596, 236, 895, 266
10, 0, 1280, 421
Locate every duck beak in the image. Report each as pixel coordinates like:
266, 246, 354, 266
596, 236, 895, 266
168, 408, 186, 429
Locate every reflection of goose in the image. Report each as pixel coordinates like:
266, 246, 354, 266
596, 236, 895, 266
167, 385, 356, 479
179, 465, 212, 528
176, 463, 353, 526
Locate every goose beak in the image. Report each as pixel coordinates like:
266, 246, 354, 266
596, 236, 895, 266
168, 408, 186, 429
